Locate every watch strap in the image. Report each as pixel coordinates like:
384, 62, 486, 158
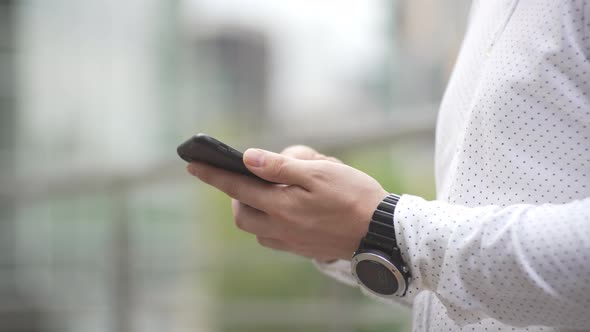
361, 193, 411, 295
364, 194, 400, 252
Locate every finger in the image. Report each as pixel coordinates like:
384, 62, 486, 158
243, 149, 314, 188
231, 200, 282, 238
187, 162, 280, 212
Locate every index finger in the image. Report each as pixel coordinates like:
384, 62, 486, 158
187, 161, 283, 213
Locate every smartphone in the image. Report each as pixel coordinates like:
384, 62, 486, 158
177, 133, 273, 183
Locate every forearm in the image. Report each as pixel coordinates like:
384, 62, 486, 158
395, 195, 590, 329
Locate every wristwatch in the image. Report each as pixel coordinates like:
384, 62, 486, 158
351, 193, 411, 298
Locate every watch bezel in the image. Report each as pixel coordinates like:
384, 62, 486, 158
351, 250, 407, 298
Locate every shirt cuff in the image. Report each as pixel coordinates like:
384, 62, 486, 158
312, 259, 358, 287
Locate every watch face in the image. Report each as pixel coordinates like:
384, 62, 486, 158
355, 260, 398, 295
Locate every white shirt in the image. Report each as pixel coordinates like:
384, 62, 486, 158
315, 1, 590, 331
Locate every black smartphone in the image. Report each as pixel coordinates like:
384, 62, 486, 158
177, 133, 272, 183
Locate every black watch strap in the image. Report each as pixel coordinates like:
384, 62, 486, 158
364, 194, 401, 252
357, 193, 411, 296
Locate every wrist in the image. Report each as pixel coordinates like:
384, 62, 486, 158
346, 189, 390, 260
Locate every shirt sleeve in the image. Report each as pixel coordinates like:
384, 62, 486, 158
394, 194, 590, 329
585, 1, 590, 53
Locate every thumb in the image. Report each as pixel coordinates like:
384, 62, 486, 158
244, 148, 311, 187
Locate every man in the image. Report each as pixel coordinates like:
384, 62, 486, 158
187, 0, 590, 331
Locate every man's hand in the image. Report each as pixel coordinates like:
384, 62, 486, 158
187, 145, 388, 261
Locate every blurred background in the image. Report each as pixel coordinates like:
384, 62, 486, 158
0, 0, 470, 331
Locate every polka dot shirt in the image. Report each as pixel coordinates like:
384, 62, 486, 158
315, 0, 590, 331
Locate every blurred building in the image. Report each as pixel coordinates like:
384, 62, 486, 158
195, 28, 270, 132
0, 1, 49, 331
0, 1, 470, 331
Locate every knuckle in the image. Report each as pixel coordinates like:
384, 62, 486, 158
273, 187, 300, 217
223, 181, 240, 198
280, 145, 300, 155
270, 158, 288, 178
196, 168, 213, 183
278, 191, 295, 214
309, 161, 330, 182
281, 145, 312, 158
